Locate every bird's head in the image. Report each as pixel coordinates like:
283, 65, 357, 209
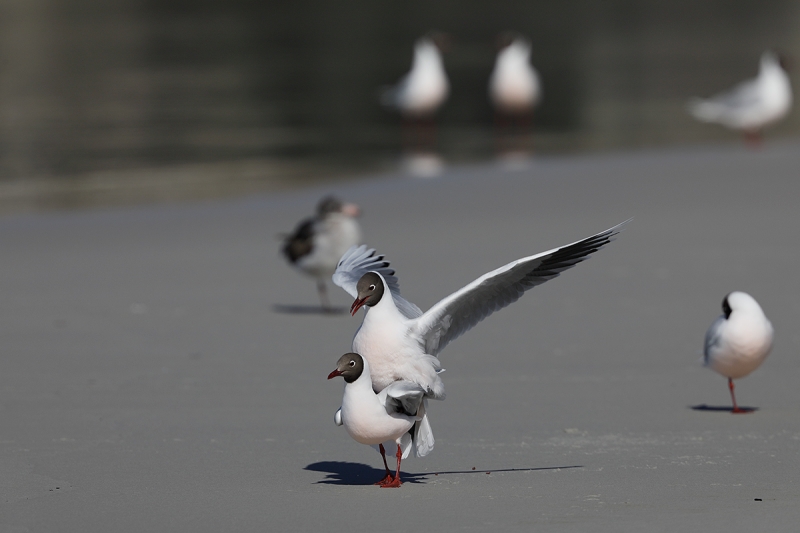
327, 353, 364, 383
350, 272, 385, 316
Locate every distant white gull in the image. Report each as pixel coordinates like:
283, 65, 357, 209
381, 34, 450, 159
381, 35, 450, 118
331, 220, 630, 449
688, 52, 792, 145
489, 34, 541, 115
282, 196, 361, 310
703, 291, 773, 413
328, 353, 429, 487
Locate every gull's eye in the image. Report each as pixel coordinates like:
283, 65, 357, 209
349, 360, 356, 367
369, 284, 376, 291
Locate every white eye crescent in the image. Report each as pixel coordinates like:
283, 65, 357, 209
369, 284, 376, 291
349, 360, 355, 367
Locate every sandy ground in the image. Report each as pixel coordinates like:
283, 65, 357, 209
2, 141, 800, 532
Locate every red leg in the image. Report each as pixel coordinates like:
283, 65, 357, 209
373, 444, 394, 486
381, 444, 404, 488
744, 130, 763, 148
729, 378, 745, 414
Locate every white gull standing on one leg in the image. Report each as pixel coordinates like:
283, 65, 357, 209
703, 291, 773, 413
331, 219, 630, 449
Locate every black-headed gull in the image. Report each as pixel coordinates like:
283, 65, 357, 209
688, 51, 792, 145
489, 33, 542, 157
381, 34, 450, 155
489, 33, 541, 117
282, 196, 361, 310
703, 291, 773, 413
328, 353, 430, 487
381, 34, 450, 118
332, 220, 629, 445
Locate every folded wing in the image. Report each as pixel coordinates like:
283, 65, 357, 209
381, 380, 427, 417
703, 316, 726, 365
410, 219, 631, 356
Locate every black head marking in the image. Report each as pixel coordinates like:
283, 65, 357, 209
722, 294, 732, 319
316, 196, 343, 216
356, 272, 385, 307
335, 353, 364, 383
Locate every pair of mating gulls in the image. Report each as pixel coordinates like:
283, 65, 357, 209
327, 220, 629, 487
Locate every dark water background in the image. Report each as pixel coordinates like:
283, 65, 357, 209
0, 0, 798, 181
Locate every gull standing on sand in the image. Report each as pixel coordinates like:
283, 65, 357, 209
703, 291, 773, 413
281, 196, 361, 310
688, 51, 792, 145
381, 34, 450, 119
331, 220, 629, 449
328, 353, 429, 487
381, 34, 450, 156
489, 34, 541, 120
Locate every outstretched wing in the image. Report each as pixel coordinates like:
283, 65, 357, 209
332, 245, 423, 318
409, 219, 631, 356
381, 380, 426, 417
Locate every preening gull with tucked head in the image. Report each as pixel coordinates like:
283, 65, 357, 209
703, 291, 773, 413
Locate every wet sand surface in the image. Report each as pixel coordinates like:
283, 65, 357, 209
2, 141, 800, 531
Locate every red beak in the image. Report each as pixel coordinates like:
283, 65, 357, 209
350, 297, 367, 316
327, 369, 343, 380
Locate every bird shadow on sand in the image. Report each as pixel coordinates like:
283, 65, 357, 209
690, 404, 758, 413
304, 461, 582, 486
272, 304, 348, 315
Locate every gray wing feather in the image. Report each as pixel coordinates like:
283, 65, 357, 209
703, 315, 726, 365
383, 381, 426, 417
410, 219, 631, 356
332, 245, 423, 318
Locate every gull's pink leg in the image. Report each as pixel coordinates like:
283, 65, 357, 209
744, 130, 763, 148
374, 444, 394, 486
729, 378, 746, 414
381, 444, 404, 488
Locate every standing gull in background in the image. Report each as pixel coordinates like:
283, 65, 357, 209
688, 51, 792, 146
332, 219, 630, 448
281, 196, 361, 311
381, 33, 450, 158
328, 353, 428, 488
703, 291, 773, 413
489, 32, 541, 154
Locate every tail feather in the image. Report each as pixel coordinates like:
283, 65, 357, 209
413, 399, 435, 457
688, 98, 723, 123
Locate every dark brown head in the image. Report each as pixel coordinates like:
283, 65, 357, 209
425, 31, 452, 53
327, 353, 364, 383
495, 31, 520, 51
350, 272, 385, 316
316, 196, 343, 216
316, 195, 360, 218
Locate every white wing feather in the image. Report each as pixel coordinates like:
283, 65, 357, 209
409, 219, 631, 356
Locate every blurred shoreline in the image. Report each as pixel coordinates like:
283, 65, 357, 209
2, 135, 798, 217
